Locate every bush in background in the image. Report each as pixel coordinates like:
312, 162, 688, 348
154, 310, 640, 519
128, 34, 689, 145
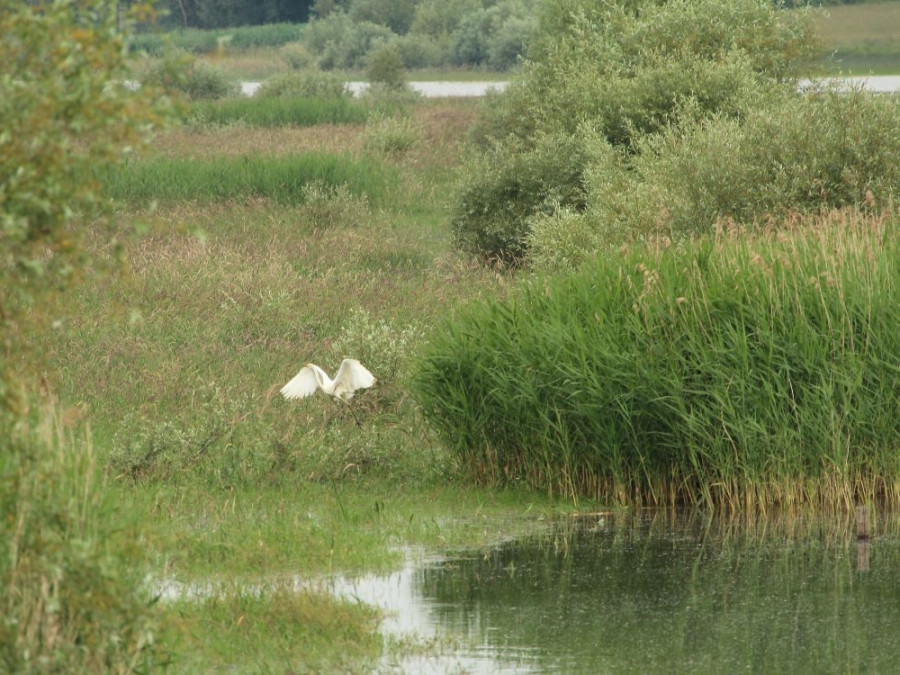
526, 88, 900, 265
280, 41, 316, 70
142, 48, 239, 100
451, 130, 600, 263
255, 69, 350, 99
452, 0, 829, 265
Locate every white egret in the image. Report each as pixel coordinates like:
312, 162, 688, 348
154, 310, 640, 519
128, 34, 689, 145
280, 359, 376, 402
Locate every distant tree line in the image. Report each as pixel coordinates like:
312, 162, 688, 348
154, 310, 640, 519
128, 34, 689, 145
144, 0, 886, 30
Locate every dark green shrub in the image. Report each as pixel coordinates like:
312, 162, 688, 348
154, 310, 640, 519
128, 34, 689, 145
451, 1, 537, 69
305, 10, 395, 69
394, 32, 449, 68
450, 131, 600, 263
350, 0, 417, 34
411, 0, 481, 38
452, 0, 831, 264
366, 43, 407, 90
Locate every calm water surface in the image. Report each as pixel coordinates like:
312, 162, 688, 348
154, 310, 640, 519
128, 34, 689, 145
338, 509, 900, 674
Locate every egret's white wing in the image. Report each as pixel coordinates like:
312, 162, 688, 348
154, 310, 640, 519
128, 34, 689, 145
332, 359, 376, 400
280, 366, 320, 400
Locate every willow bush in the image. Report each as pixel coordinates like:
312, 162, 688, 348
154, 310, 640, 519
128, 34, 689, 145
416, 212, 900, 508
452, 0, 826, 265
527, 88, 900, 267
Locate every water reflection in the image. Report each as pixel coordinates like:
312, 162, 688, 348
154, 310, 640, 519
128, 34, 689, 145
409, 509, 900, 673
158, 509, 900, 673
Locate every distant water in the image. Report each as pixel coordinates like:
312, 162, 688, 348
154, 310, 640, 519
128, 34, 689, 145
240, 76, 900, 98
240, 80, 508, 98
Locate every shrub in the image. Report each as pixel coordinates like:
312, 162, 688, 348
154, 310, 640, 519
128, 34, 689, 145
362, 113, 421, 155
304, 10, 395, 69
280, 41, 316, 70
411, 0, 482, 38
619, 87, 900, 239
450, 130, 604, 263
142, 48, 238, 100
416, 213, 900, 506
451, 0, 537, 69
350, 0, 417, 34
451, 0, 824, 264
255, 70, 350, 99
297, 180, 372, 230
1, 0, 168, 396
366, 43, 407, 90
394, 32, 449, 68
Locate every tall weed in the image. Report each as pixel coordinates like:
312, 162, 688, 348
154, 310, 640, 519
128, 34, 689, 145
0, 402, 163, 671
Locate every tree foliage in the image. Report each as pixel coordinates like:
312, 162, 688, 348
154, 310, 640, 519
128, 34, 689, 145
452, 0, 884, 263
1, 0, 169, 403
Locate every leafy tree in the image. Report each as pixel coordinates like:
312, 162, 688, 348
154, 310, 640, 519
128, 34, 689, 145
1, 0, 169, 404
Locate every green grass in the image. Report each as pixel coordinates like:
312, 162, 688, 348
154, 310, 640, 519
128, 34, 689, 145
98, 152, 393, 205
189, 95, 368, 127
816, 1, 900, 74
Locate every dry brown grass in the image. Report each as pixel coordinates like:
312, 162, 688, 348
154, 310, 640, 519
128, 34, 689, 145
150, 124, 366, 159
148, 99, 480, 165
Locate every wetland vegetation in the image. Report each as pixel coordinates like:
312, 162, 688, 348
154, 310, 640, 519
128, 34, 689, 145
2, 0, 899, 671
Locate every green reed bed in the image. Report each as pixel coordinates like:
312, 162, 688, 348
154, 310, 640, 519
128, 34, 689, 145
189, 96, 368, 127
98, 152, 394, 205
415, 212, 900, 509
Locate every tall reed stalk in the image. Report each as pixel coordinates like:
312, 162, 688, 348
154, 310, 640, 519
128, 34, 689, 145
415, 210, 900, 508
0, 401, 161, 671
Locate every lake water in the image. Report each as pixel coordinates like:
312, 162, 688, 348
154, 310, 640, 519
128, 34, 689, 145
330, 509, 900, 673
239, 76, 900, 98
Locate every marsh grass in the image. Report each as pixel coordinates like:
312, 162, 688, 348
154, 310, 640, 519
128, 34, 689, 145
0, 401, 163, 672
97, 152, 393, 205
189, 95, 368, 127
417, 209, 900, 509
165, 586, 380, 672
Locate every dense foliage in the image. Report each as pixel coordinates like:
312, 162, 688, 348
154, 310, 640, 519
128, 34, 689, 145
453, 0, 900, 266
1, 1, 169, 669
417, 213, 900, 507
1, 0, 168, 392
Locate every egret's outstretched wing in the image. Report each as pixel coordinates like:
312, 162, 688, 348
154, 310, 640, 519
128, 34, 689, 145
280, 366, 319, 400
332, 359, 376, 400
